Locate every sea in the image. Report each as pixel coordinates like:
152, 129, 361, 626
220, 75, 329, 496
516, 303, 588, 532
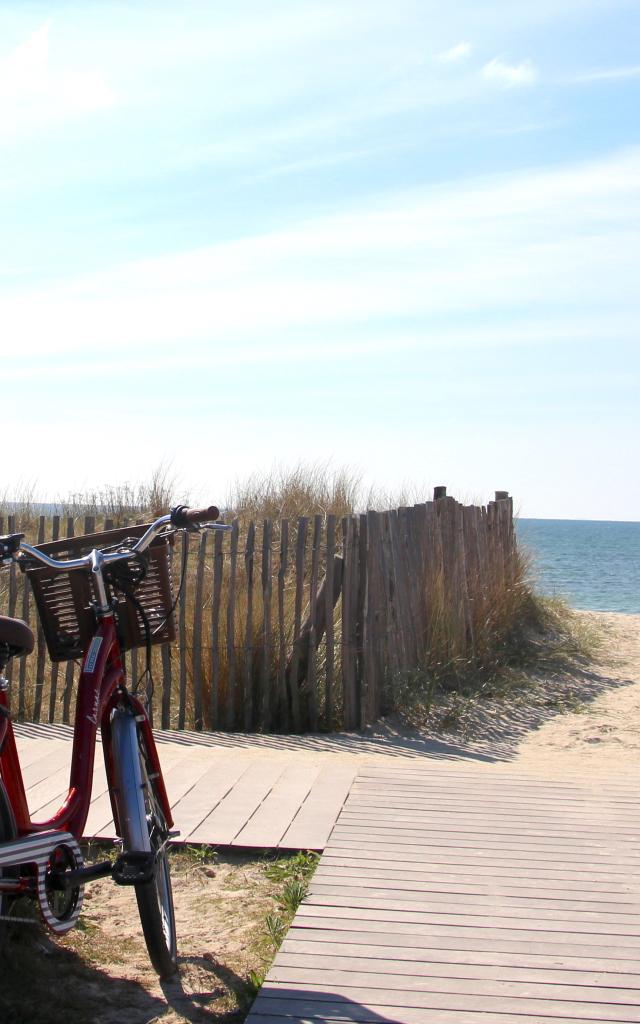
516, 519, 640, 615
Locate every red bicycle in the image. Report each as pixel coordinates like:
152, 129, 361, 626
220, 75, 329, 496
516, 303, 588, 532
0, 505, 225, 978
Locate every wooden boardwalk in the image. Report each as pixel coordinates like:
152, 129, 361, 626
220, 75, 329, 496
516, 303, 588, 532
248, 763, 640, 1024
14, 723, 357, 850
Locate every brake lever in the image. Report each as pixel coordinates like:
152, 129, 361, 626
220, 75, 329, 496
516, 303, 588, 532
202, 523, 233, 532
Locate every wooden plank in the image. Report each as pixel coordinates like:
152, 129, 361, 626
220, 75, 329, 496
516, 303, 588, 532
287, 516, 307, 732
47, 514, 62, 722
273, 951, 640, 988
249, 1010, 638, 1024
177, 532, 191, 729
170, 757, 252, 840
307, 883, 640, 918
191, 530, 208, 731
260, 519, 273, 731
297, 900, 640, 936
6, 515, 18, 688
306, 514, 322, 732
341, 516, 358, 729
18, 534, 30, 718
324, 847, 639, 881
161, 529, 176, 728
324, 514, 335, 730
257, 986, 639, 1023
26, 764, 69, 814
243, 520, 256, 731
279, 764, 355, 851
225, 519, 239, 730
316, 861, 638, 895
347, 790, 640, 820
31, 515, 47, 722
209, 527, 224, 730
277, 519, 289, 729
280, 935, 640, 972
336, 812, 640, 842
286, 923, 640, 960
187, 759, 286, 845
266, 966, 640, 1005
233, 763, 322, 848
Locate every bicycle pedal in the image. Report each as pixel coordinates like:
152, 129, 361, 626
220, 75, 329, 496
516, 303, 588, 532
111, 851, 155, 886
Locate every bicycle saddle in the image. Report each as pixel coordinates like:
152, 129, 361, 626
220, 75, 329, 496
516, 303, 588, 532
0, 616, 35, 658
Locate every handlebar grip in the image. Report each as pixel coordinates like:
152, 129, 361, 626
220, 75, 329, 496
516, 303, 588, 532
170, 505, 220, 527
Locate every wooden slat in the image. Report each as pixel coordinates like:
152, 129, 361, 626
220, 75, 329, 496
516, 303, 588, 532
341, 516, 358, 729
47, 514, 62, 722
191, 530, 208, 731
260, 519, 273, 731
233, 763, 321, 848
225, 519, 239, 730
258, 982, 640, 1022
306, 514, 322, 731
210, 527, 224, 730
277, 519, 289, 730
324, 514, 335, 730
243, 520, 256, 731
177, 532, 191, 730
280, 935, 640, 972
287, 517, 307, 732
186, 759, 286, 845
279, 765, 355, 850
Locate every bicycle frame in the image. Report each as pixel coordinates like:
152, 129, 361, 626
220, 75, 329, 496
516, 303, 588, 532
0, 616, 173, 842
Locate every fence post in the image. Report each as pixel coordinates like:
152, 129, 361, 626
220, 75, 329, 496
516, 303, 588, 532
32, 516, 47, 723
277, 520, 289, 730
48, 515, 61, 723
243, 521, 256, 731
225, 520, 239, 730
191, 531, 208, 731
324, 515, 336, 730
209, 527, 225, 730
287, 517, 308, 731
260, 519, 273, 731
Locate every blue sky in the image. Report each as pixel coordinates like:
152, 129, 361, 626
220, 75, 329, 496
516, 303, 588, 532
1, 1, 638, 519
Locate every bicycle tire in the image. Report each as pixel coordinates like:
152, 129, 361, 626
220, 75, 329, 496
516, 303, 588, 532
0, 777, 17, 925
110, 709, 177, 978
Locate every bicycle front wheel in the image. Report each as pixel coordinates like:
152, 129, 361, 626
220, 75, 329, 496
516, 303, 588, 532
110, 709, 177, 979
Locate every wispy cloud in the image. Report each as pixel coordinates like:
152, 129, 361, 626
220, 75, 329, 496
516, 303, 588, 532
571, 64, 640, 83
435, 41, 472, 63
482, 56, 538, 87
1, 147, 637, 361
0, 20, 114, 136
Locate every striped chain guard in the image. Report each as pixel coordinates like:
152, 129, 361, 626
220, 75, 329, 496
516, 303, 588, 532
0, 829, 84, 934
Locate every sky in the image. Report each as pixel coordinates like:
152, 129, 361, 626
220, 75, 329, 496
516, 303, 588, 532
0, 1, 638, 520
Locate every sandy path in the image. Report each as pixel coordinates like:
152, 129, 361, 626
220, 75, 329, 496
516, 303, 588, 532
514, 611, 640, 774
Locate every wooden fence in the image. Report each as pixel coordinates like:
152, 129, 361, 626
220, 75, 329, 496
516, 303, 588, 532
0, 489, 517, 733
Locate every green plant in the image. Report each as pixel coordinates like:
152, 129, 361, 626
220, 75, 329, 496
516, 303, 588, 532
277, 878, 308, 915
184, 844, 218, 867
264, 913, 286, 951
246, 968, 266, 995
264, 850, 319, 884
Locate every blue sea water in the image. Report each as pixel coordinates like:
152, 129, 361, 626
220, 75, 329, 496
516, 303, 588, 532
516, 519, 640, 614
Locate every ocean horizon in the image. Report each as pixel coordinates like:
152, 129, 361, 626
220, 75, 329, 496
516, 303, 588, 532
516, 518, 640, 615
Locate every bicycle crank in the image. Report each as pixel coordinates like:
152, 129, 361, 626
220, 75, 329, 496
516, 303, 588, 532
0, 829, 84, 933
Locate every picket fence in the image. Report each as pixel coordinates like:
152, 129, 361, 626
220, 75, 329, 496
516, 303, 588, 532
0, 489, 516, 733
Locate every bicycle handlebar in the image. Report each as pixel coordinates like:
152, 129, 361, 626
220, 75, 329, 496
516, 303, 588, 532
3, 505, 223, 575
169, 505, 219, 527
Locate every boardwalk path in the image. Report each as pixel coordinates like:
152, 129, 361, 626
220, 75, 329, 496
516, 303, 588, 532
14, 723, 640, 1022
249, 763, 640, 1024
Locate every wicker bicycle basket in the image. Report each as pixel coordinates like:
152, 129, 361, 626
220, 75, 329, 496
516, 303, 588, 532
26, 524, 176, 662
